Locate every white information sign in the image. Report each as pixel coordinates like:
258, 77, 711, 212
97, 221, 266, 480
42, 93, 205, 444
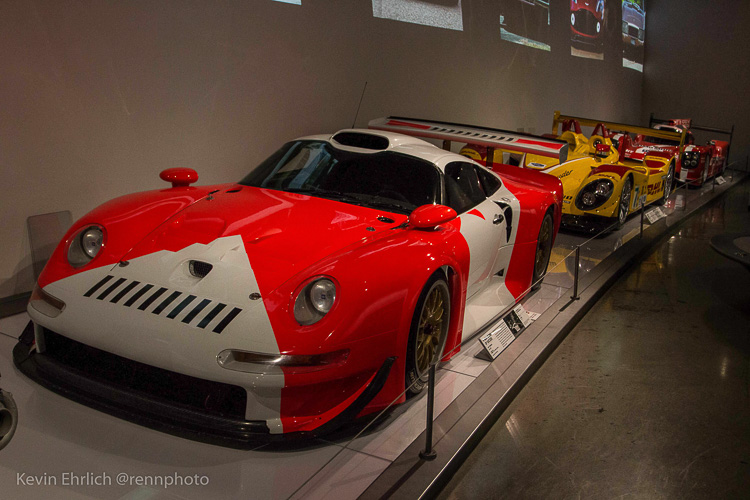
478, 322, 515, 360
716, 176, 726, 185
646, 207, 667, 224
476, 305, 535, 361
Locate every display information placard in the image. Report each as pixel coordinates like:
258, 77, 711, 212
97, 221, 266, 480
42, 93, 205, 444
478, 322, 514, 360
476, 305, 534, 361
716, 176, 726, 185
646, 207, 666, 224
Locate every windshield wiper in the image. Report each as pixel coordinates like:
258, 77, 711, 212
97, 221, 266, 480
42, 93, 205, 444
283, 187, 362, 203
282, 188, 413, 214
345, 193, 414, 214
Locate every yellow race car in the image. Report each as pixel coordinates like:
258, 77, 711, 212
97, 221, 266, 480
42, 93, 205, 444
460, 112, 686, 233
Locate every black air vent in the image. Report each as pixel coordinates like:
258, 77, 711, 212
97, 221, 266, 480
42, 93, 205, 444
332, 132, 389, 150
189, 260, 213, 278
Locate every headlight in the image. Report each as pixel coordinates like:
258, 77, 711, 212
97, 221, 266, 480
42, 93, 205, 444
576, 179, 614, 210
293, 277, 337, 326
681, 152, 700, 169
67, 225, 105, 268
596, 22, 601, 33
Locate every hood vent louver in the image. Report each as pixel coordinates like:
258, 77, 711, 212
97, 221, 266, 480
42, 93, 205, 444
189, 260, 213, 279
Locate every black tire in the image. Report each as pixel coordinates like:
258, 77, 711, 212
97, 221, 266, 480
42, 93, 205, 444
656, 161, 675, 206
616, 176, 633, 229
405, 273, 450, 397
531, 211, 554, 291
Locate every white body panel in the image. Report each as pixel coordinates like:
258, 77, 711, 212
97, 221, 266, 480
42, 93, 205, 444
28, 235, 285, 428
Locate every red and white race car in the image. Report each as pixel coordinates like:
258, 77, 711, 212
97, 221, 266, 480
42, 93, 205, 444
614, 118, 732, 187
570, 0, 606, 47
17, 125, 562, 443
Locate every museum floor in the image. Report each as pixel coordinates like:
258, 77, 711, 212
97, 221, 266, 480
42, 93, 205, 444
438, 180, 750, 498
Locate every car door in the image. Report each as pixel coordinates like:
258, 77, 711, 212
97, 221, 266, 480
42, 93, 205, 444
444, 162, 508, 299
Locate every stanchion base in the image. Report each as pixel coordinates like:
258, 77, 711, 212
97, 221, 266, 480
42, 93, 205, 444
419, 449, 437, 461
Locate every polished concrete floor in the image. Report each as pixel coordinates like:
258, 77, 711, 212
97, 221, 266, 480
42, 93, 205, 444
439, 181, 750, 499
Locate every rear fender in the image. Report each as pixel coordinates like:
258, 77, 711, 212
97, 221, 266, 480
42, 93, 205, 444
493, 164, 563, 242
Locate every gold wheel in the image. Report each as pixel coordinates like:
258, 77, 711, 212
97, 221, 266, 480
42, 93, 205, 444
532, 212, 554, 289
416, 287, 446, 374
406, 276, 450, 396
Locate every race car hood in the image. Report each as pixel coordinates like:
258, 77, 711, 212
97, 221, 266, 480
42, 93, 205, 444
624, 145, 677, 162
121, 185, 407, 294
546, 158, 599, 194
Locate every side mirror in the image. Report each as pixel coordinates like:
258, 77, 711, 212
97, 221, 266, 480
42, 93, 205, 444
160, 168, 199, 188
595, 143, 610, 158
410, 204, 457, 229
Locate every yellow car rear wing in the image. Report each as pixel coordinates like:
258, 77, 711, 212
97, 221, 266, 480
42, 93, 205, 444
369, 116, 569, 164
552, 111, 687, 148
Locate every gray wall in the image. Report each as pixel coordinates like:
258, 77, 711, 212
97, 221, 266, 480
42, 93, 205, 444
642, 0, 750, 162
1, 0, 645, 298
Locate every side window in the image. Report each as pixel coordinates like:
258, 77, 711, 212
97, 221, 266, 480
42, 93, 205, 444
444, 162, 487, 214
475, 165, 501, 197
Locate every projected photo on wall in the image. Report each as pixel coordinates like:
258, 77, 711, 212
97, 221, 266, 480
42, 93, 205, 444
570, 0, 606, 60
499, 0, 551, 52
622, 0, 645, 72
372, 0, 464, 31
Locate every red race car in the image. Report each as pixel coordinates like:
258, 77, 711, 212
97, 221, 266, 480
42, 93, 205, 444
570, 0, 606, 47
614, 117, 733, 187
17, 123, 562, 444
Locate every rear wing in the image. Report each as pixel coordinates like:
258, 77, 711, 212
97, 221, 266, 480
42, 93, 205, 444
649, 113, 734, 138
553, 111, 687, 147
649, 112, 734, 160
368, 116, 569, 164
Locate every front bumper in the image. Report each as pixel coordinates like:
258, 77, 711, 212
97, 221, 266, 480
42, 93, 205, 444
14, 323, 394, 447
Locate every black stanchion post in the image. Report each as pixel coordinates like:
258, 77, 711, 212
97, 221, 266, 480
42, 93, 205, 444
683, 180, 689, 211
571, 246, 581, 301
640, 208, 645, 238
420, 364, 437, 461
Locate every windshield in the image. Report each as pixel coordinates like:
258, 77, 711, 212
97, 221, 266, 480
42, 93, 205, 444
240, 141, 441, 214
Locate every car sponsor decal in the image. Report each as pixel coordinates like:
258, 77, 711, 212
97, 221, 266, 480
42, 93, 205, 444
632, 186, 640, 210
83, 274, 243, 334
557, 170, 573, 179
647, 180, 664, 195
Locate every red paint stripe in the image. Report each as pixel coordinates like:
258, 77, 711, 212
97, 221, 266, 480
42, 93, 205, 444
468, 209, 485, 220
516, 138, 562, 150
386, 119, 431, 130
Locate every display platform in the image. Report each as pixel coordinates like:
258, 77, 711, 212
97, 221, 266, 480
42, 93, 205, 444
0, 169, 746, 500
